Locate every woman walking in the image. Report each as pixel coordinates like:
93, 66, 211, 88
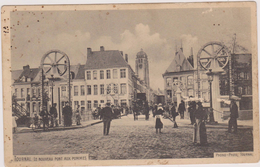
155, 103, 164, 134
171, 103, 179, 128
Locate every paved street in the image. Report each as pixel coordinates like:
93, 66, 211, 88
13, 114, 253, 160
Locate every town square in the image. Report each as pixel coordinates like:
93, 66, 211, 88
6, 3, 257, 163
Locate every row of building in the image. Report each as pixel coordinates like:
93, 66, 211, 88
12, 46, 154, 121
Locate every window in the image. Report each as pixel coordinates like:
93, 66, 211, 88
107, 100, 111, 103
14, 88, 18, 97
74, 86, 78, 96
114, 100, 118, 105
21, 88, 24, 98
94, 85, 98, 95
74, 101, 79, 108
87, 101, 91, 110
239, 72, 244, 79
37, 88, 41, 97
120, 69, 126, 78
166, 78, 172, 87
106, 70, 111, 79
100, 84, 104, 95
87, 85, 91, 95
93, 70, 97, 80
33, 102, 36, 112
244, 86, 252, 95
100, 100, 104, 103
81, 101, 85, 106
94, 100, 98, 108
27, 88, 30, 96
113, 69, 118, 79
113, 84, 118, 94
80, 85, 85, 96
173, 77, 178, 83
167, 90, 172, 98
100, 70, 104, 79
61, 86, 66, 97
187, 76, 194, 86
180, 76, 186, 86
121, 99, 127, 107
107, 84, 111, 94
86, 71, 91, 80
120, 83, 126, 94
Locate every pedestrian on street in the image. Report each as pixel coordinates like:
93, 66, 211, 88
155, 103, 164, 134
12, 113, 18, 133
75, 105, 81, 125
188, 101, 196, 125
171, 103, 179, 128
100, 102, 113, 135
178, 100, 186, 119
133, 102, 139, 121
228, 100, 239, 133
63, 101, 72, 127
50, 103, 58, 127
40, 106, 50, 131
193, 101, 208, 146
97, 104, 102, 119
145, 101, 149, 120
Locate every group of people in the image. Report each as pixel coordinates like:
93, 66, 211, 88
132, 100, 150, 121
92, 104, 130, 120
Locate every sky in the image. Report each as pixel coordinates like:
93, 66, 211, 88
10, 7, 251, 90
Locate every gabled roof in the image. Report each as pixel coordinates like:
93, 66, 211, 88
85, 50, 129, 70
164, 49, 194, 74
14, 68, 40, 83
11, 70, 23, 82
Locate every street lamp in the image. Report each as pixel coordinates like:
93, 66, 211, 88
206, 69, 215, 123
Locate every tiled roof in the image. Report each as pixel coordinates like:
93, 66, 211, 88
14, 68, 40, 83
85, 50, 129, 70
164, 49, 194, 74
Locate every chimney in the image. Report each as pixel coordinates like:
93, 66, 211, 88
125, 54, 128, 62
100, 46, 104, 51
120, 51, 123, 56
23, 65, 30, 70
87, 48, 92, 56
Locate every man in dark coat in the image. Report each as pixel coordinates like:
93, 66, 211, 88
133, 102, 139, 121
228, 100, 239, 133
100, 103, 113, 135
178, 100, 186, 119
144, 101, 149, 120
40, 106, 49, 131
188, 101, 196, 124
50, 103, 58, 127
62, 102, 72, 127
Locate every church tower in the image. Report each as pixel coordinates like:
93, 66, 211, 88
135, 49, 150, 87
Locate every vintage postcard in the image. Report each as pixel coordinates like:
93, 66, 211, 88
2, 2, 259, 167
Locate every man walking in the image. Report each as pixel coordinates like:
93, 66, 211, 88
100, 103, 113, 135
228, 100, 239, 133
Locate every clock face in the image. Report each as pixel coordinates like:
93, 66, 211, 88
139, 64, 143, 69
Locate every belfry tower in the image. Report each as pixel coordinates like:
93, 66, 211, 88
135, 49, 150, 87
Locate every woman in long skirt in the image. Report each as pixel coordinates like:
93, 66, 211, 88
155, 103, 164, 134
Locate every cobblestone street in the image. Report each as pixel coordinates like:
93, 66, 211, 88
13, 114, 253, 160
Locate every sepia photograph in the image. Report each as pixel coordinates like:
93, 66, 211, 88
1, 1, 259, 166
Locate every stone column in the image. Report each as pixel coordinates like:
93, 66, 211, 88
176, 88, 182, 109
211, 74, 221, 121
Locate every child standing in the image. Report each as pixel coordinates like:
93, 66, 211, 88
155, 103, 164, 134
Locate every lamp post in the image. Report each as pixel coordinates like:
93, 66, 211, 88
50, 75, 54, 107
206, 69, 215, 123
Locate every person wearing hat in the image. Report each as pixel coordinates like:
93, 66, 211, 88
228, 100, 239, 133
170, 103, 178, 128
100, 102, 113, 135
178, 100, 186, 119
155, 103, 164, 134
193, 101, 208, 146
40, 106, 50, 131
188, 101, 196, 125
